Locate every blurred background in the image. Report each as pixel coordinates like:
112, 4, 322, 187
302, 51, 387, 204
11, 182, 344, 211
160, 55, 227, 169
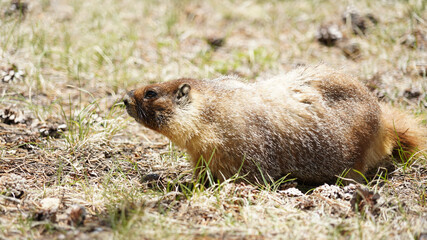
1, 0, 426, 111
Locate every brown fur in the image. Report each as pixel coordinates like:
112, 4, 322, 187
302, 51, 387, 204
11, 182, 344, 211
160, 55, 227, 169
124, 66, 426, 184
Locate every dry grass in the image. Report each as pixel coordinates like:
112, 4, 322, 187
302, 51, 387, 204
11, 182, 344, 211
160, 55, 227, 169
0, 0, 426, 239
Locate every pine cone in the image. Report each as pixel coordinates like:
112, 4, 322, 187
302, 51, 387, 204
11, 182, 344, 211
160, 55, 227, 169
1, 64, 25, 83
316, 24, 343, 46
67, 205, 87, 227
39, 123, 67, 138
0, 107, 27, 124
342, 7, 377, 35
4, 0, 28, 17
341, 42, 361, 60
401, 29, 427, 50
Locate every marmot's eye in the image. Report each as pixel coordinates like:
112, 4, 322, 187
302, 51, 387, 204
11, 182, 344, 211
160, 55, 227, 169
144, 90, 157, 99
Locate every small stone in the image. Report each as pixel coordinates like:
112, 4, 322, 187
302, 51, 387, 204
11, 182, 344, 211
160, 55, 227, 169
313, 184, 346, 199
3, 75, 11, 82
279, 187, 304, 197
40, 198, 60, 212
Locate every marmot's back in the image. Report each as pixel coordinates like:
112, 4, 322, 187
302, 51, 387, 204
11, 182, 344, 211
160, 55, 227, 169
124, 66, 426, 184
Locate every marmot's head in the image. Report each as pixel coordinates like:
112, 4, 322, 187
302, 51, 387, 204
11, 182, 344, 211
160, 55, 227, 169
123, 79, 192, 132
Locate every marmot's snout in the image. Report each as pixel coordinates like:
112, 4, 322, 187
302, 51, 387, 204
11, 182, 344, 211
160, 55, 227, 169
123, 90, 135, 106
123, 90, 137, 119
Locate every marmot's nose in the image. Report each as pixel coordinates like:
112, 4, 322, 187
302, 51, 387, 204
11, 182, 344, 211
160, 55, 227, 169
123, 95, 130, 106
123, 90, 135, 106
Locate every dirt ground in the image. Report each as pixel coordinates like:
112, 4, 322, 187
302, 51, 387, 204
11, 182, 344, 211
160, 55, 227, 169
0, 0, 426, 239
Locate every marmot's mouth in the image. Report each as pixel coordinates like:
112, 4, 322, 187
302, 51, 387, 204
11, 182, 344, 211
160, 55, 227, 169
123, 93, 139, 120
125, 103, 149, 126
125, 106, 137, 119
123, 99, 138, 120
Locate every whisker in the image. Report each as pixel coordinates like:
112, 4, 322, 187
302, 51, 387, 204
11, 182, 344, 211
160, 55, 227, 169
136, 104, 146, 120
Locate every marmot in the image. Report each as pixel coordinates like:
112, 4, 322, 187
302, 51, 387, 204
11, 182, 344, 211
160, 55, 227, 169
123, 66, 426, 184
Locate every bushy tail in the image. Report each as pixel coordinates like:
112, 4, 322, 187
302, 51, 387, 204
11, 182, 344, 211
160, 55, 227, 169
381, 103, 427, 161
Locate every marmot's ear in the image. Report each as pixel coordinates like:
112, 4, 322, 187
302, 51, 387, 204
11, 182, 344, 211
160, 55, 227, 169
176, 83, 191, 104
177, 83, 191, 99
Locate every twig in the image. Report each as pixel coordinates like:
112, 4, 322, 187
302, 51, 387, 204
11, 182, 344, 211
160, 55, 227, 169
0, 194, 21, 204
